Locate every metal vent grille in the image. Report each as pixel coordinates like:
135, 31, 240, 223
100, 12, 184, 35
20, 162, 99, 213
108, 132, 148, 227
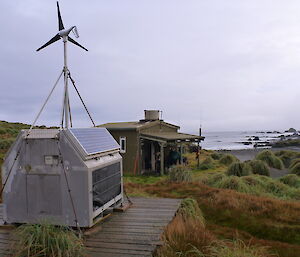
92, 162, 121, 210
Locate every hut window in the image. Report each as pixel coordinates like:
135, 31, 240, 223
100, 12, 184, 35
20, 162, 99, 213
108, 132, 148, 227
120, 137, 126, 153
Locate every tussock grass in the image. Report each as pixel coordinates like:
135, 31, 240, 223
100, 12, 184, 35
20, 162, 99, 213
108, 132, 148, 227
11, 223, 84, 257
156, 215, 214, 257
256, 150, 284, 170
275, 150, 300, 168
219, 154, 238, 166
199, 157, 216, 170
289, 163, 300, 176
215, 176, 251, 193
227, 162, 252, 177
199, 173, 300, 201
204, 172, 227, 185
279, 174, 300, 188
157, 197, 279, 257
248, 160, 270, 176
208, 240, 278, 257
211, 152, 223, 160
289, 158, 300, 169
136, 181, 300, 244
169, 165, 193, 182
178, 198, 205, 226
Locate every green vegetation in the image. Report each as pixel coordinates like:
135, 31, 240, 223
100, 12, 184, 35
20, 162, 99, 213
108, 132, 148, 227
275, 150, 300, 168
199, 156, 216, 170
255, 150, 284, 169
12, 223, 84, 257
124, 174, 165, 184
279, 174, 300, 188
211, 152, 223, 160
168, 165, 193, 182
200, 172, 300, 200
156, 198, 277, 257
227, 162, 252, 177
272, 139, 300, 148
248, 160, 270, 176
208, 240, 277, 257
126, 150, 300, 257
289, 158, 300, 170
219, 154, 238, 166
290, 163, 300, 176
177, 198, 205, 226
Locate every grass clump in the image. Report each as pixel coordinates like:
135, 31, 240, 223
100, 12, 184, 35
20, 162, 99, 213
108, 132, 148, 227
178, 198, 205, 226
275, 150, 300, 168
169, 165, 193, 182
248, 160, 270, 176
289, 158, 300, 169
208, 240, 278, 257
211, 152, 223, 160
227, 162, 252, 177
215, 176, 251, 193
11, 223, 84, 257
219, 154, 238, 166
255, 150, 284, 170
289, 163, 300, 176
279, 174, 300, 188
156, 214, 214, 257
200, 173, 300, 200
199, 156, 215, 170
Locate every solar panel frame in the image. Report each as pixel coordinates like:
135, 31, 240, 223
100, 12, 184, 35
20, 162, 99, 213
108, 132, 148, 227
68, 128, 120, 156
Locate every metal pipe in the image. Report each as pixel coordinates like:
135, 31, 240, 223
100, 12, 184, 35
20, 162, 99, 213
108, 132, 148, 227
28, 70, 63, 137
63, 37, 69, 128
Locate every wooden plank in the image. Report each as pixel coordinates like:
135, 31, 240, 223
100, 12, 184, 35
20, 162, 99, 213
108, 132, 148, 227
0, 197, 180, 257
85, 241, 155, 251
100, 222, 166, 228
87, 246, 152, 256
86, 233, 159, 242
88, 252, 151, 257
86, 237, 161, 245
87, 237, 160, 247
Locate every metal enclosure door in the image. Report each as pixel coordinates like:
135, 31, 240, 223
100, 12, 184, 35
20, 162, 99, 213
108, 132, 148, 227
27, 174, 62, 216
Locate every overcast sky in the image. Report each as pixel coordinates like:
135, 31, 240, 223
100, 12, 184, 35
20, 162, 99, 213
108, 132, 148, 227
1, 0, 300, 133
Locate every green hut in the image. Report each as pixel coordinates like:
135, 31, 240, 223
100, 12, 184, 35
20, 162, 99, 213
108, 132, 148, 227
99, 110, 204, 175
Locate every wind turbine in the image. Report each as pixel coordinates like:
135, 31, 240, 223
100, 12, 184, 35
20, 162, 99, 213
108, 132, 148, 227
36, 1, 90, 129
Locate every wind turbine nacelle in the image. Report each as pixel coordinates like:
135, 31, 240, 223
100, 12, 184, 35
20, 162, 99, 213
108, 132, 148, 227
59, 26, 76, 37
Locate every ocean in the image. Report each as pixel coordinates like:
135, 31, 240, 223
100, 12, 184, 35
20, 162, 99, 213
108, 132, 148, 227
200, 131, 294, 150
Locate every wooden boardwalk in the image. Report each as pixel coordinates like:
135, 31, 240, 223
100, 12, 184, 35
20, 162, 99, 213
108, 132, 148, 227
86, 197, 181, 257
0, 197, 181, 257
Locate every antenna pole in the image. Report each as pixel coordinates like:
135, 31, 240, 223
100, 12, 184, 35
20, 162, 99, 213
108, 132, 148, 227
61, 36, 70, 129
197, 125, 201, 169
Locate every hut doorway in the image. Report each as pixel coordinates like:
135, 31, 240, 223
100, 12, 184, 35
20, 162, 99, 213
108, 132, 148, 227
141, 139, 162, 174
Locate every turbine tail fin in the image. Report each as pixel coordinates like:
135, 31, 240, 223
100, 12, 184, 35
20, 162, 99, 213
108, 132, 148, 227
68, 36, 88, 51
36, 34, 61, 51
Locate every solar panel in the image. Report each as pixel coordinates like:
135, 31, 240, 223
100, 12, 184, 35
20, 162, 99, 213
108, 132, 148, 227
68, 128, 120, 155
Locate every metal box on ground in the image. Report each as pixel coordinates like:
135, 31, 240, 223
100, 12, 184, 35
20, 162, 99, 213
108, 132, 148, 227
2, 127, 123, 228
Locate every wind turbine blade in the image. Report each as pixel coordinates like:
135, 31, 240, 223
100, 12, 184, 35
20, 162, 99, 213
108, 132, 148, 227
36, 34, 61, 51
57, 1, 64, 30
68, 36, 88, 51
